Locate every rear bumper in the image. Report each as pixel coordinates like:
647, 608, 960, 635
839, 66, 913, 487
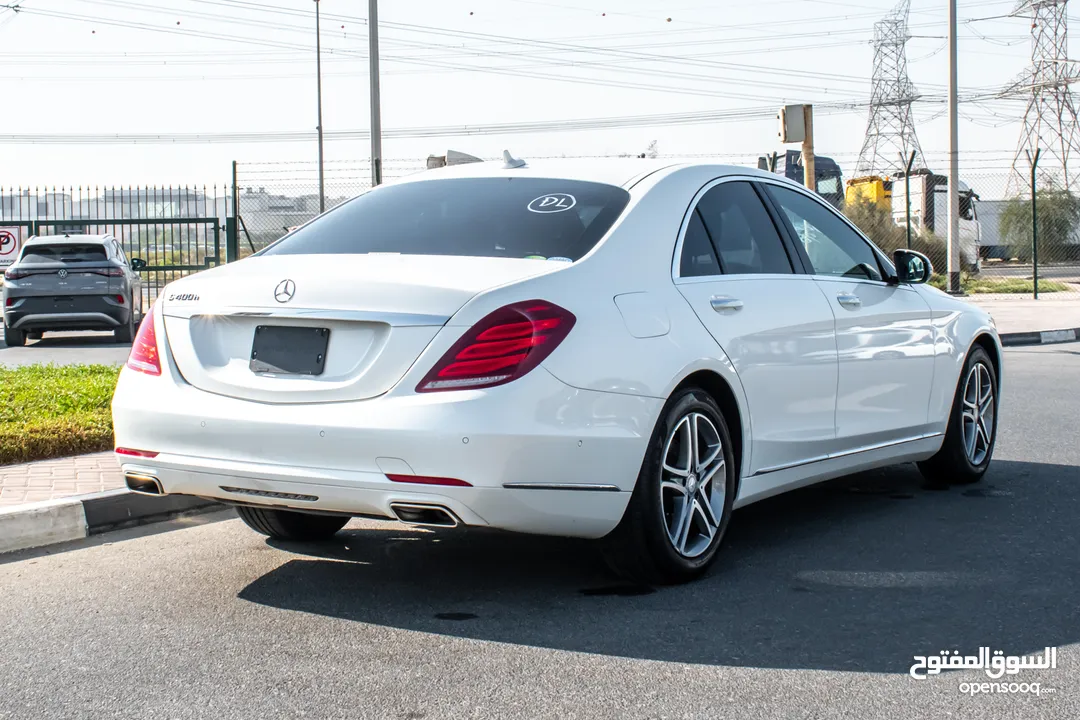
111, 365, 661, 539
3, 294, 130, 330
118, 455, 633, 538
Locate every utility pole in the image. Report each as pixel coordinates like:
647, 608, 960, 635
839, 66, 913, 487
802, 104, 816, 192
369, 0, 383, 187
900, 150, 916, 249
314, 0, 325, 213
947, 0, 961, 293
1028, 148, 1042, 299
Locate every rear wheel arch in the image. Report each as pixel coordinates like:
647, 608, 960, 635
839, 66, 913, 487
672, 370, 746, 492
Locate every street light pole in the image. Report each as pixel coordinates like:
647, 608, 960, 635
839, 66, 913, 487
369, 0, 383, 187
946, 0, 960, 293
315, 0, 325, 213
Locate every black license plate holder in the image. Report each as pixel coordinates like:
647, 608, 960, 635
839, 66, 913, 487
249, 325, 330, 376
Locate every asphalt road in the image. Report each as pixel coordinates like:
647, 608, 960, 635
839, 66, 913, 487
1, 344, 1078, 719
0, 331, 130, 367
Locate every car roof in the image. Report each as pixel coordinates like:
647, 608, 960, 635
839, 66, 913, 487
399, 157, 778, 189
24, 234, 113, 246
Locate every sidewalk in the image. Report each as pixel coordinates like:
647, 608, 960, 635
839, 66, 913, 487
964, 295, 1080, 335
0, 452, 124, 509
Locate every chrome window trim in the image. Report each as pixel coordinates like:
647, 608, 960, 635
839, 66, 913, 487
671, 174, 800, 281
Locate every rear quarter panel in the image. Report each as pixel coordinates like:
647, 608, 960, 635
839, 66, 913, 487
437, 165, 757, 477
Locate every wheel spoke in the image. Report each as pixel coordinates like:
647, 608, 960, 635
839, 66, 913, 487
962, 409, 977, 425
978, 417, 991, 448
965, 419, 978, 459
979, 368, 993, 406
696, 492, 720, 532
698, 457, 725, 493
661, 480, 688, 497
675, 497, 695, 553
661, 416, 692, 478
662, 461, 690, 478
690, 414, 702, 473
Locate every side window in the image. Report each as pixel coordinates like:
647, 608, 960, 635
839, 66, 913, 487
695, 181, 793, 274
766, 185, 884, 282
679, 210, 721, 277
117, 244, 129, 265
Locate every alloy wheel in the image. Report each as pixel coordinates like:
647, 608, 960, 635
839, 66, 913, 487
659, 412, 726, 558
961, 362, 994, 466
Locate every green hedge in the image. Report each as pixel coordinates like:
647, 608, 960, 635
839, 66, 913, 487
0, 364, 120, 466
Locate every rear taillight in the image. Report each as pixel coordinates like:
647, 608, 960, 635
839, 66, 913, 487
115, 294, 125, 304
94, 267, 125, 277
126, 303, 161, 376
416, 300, 576, 392
4, 298, 13, 307
3, 268, 28, 280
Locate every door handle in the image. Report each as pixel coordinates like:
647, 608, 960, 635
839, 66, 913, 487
836, 292, 862, 309
710, 295, 744, 312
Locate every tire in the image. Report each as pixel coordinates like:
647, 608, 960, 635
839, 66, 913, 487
600, 387, 737, 585
114, 298, 135, 343
918, 345, 998, 485
235, 505, 349, 541
3, 324, 26, 347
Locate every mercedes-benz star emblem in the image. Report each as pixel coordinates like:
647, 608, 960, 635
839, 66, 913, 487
57, 269, 68, 279
274, 279, 296, 303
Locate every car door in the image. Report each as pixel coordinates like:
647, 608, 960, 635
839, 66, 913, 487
673, 178, 839, 475
761, 182, 936, 448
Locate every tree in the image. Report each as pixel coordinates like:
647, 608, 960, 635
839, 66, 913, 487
999, 183, 1080, 263
645, 140, 659, 159
842, 197, 947, 272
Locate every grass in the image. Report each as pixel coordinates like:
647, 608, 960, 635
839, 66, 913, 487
929, 274, 1072, 294
0, 364, 121, 466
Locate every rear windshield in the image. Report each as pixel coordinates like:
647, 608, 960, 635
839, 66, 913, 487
261, 178, 631, 262
20, 244, 107, 263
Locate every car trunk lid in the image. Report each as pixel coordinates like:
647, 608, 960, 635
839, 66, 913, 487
159, 253, 562, 403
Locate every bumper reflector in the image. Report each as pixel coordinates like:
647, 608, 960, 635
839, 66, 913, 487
386, 474, 472, 487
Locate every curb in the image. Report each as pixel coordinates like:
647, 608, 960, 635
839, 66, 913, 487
999, 327, 1080, 347
0, 490, 221, 555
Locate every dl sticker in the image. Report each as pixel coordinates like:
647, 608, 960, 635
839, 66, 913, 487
528, 193, 577, 213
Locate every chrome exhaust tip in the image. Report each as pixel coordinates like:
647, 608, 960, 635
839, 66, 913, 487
125, 473, 163, 496
389, 503, 460, 528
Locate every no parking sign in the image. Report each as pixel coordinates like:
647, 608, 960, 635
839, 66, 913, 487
0, 227, 21, 267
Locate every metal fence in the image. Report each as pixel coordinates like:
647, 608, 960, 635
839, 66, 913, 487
0, 185, 231, 309
843, 170, 1080, 298
5, 158, 1078, 306
234, 160, 426, 256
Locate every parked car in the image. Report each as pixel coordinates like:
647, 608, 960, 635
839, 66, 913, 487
2, 233, 145, 346
111, 158, 1002, 584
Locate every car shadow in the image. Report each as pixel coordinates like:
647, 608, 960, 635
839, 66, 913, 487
25, 332, 129, 348
237, 459, 1080, 674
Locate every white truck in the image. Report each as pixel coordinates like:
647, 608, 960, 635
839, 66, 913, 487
891, 169, 982, 272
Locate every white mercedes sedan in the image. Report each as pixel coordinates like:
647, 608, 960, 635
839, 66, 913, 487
112, 158, 1001, 584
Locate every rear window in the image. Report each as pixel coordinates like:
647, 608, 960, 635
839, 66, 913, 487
20, 244, 108, 264
261, 178, 631, 262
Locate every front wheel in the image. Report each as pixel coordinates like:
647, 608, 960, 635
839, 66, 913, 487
236, 506, 349, 541
600, 387, 736, 585
918, 345, 998, 485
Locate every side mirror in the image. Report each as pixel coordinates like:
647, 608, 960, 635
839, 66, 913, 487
893, 249, 932, 284
130, 258, 147, 271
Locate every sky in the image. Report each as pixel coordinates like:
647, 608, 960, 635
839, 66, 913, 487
0, 0, 1055, 193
